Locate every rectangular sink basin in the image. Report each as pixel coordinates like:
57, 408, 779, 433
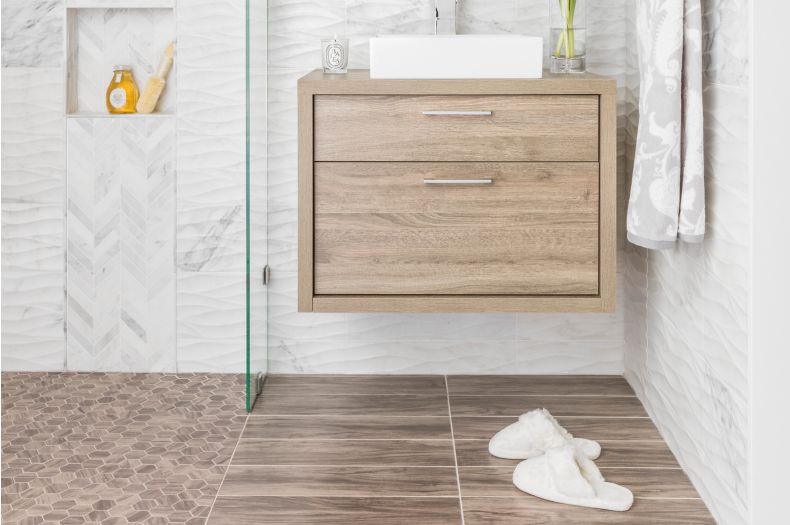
369, 35, 543, 79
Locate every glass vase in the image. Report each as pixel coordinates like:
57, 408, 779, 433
549, 0, 586, 73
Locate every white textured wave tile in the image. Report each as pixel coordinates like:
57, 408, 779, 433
266, 68, 301, 205
269, 339, 520, 374
457, 0, 518, 34
70, 7, 176, 114
346, 0, 434, 68
268, 272, 347, 342
704, 84, 749, 193
516, 309, 624, 342
268, 0, 346, 69
1, 0, 63, 67
2, 203, 64, 273
348, 312, 518, 342
1, 272, 65, 371
512, 340, 624, 374
702, 0, 749, 87
176, 0, 245, 70
176, 272, 246, 373
176, 67, 245, 272
625, 90, 750, 525
1, 68, 65, 204
585, 0, 626, 78
66, 117, 176, 372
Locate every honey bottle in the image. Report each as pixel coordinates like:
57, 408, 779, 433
106, 66, 139, 114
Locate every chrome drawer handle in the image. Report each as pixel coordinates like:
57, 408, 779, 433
423, 178, 493, 185
421, 110, 493, 116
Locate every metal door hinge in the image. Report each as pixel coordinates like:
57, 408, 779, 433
262, 265, 271, 286
256, 372, 265, 395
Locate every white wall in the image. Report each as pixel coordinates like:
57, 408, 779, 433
623, 0, 750, 523
1, 1, 637, 376
267, 0, 630, 374
1, 0, 250, 372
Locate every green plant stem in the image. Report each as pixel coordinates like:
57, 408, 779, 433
554, 0, 577, 59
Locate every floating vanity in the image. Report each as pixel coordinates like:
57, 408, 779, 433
298, 70, 616, 313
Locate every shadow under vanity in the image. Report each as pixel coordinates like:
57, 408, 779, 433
297, 70, 616, 313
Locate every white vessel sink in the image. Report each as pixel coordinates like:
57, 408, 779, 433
369, 35, 543, 79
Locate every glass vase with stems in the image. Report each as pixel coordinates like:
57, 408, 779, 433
550, 0, 586, 73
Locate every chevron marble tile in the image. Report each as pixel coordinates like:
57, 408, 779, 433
66, 117, 176, 372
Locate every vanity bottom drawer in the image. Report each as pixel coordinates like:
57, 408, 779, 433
314, 162, 600, 295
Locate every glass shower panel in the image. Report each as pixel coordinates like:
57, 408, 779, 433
246, 0, 268, 411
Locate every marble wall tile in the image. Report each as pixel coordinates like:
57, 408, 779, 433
176, 272, 246, 373
458, 0, 518, 34
1, 204, 64, 273
624, 82, 750, 525
346, 0, 434, 68
1, 68, 65, 204
65, 117, 176, 372
176, 68, 246, 273
268, 0, 346, 69
1, 272, 65, 371
268, 339, 520, 374
1, 0, 63, 67
702, 0, 749, 87
176, 0, 245, 70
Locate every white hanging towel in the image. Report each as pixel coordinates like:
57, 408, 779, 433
627, 0, 705, 249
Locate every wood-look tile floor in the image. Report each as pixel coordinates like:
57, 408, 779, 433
208, 375, 715, 524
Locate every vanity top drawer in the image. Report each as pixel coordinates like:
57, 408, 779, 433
314, 95, 599, 162
314, 162, 599, 296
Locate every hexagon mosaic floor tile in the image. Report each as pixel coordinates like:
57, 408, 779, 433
1, 373, 246, 525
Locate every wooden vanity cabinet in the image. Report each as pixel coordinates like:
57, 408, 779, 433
298, 70, 616, 313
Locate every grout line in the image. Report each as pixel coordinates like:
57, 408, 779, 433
236, 438, 454, 441
226, 464, 458, 468
214, 495, 466, 499
258, 393, 637, 398
248, 414, 651, 418
444, 375, 465, 525
458, 495, 702, 501
206, 413, 249, 523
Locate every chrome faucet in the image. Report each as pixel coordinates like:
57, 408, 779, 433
435, 0, 458, 35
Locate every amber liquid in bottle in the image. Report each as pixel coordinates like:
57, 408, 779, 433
106, 67, 139, 114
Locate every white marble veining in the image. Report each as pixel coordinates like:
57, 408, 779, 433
65, 117, 176, 372
2, 204, 64, 273
176, 66, 246, 272
702, 0, 749, 87
1, 68, 65, 204
1, 0, 63, 67
622, 3, 751, 522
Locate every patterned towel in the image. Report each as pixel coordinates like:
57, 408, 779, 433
627, 0, 705, 249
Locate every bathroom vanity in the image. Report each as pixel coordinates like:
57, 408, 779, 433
298, 70, 616, 313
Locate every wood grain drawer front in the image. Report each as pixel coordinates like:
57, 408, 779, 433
314, 162, 600, 296
314, 95, 599, 162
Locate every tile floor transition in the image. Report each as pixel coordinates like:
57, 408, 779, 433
1, 373, 715, 524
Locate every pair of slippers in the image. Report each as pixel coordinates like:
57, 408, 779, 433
488, 408, 634, 512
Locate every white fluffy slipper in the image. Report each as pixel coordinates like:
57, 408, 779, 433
488, 408, 601, 460
513, 444, 634, 511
